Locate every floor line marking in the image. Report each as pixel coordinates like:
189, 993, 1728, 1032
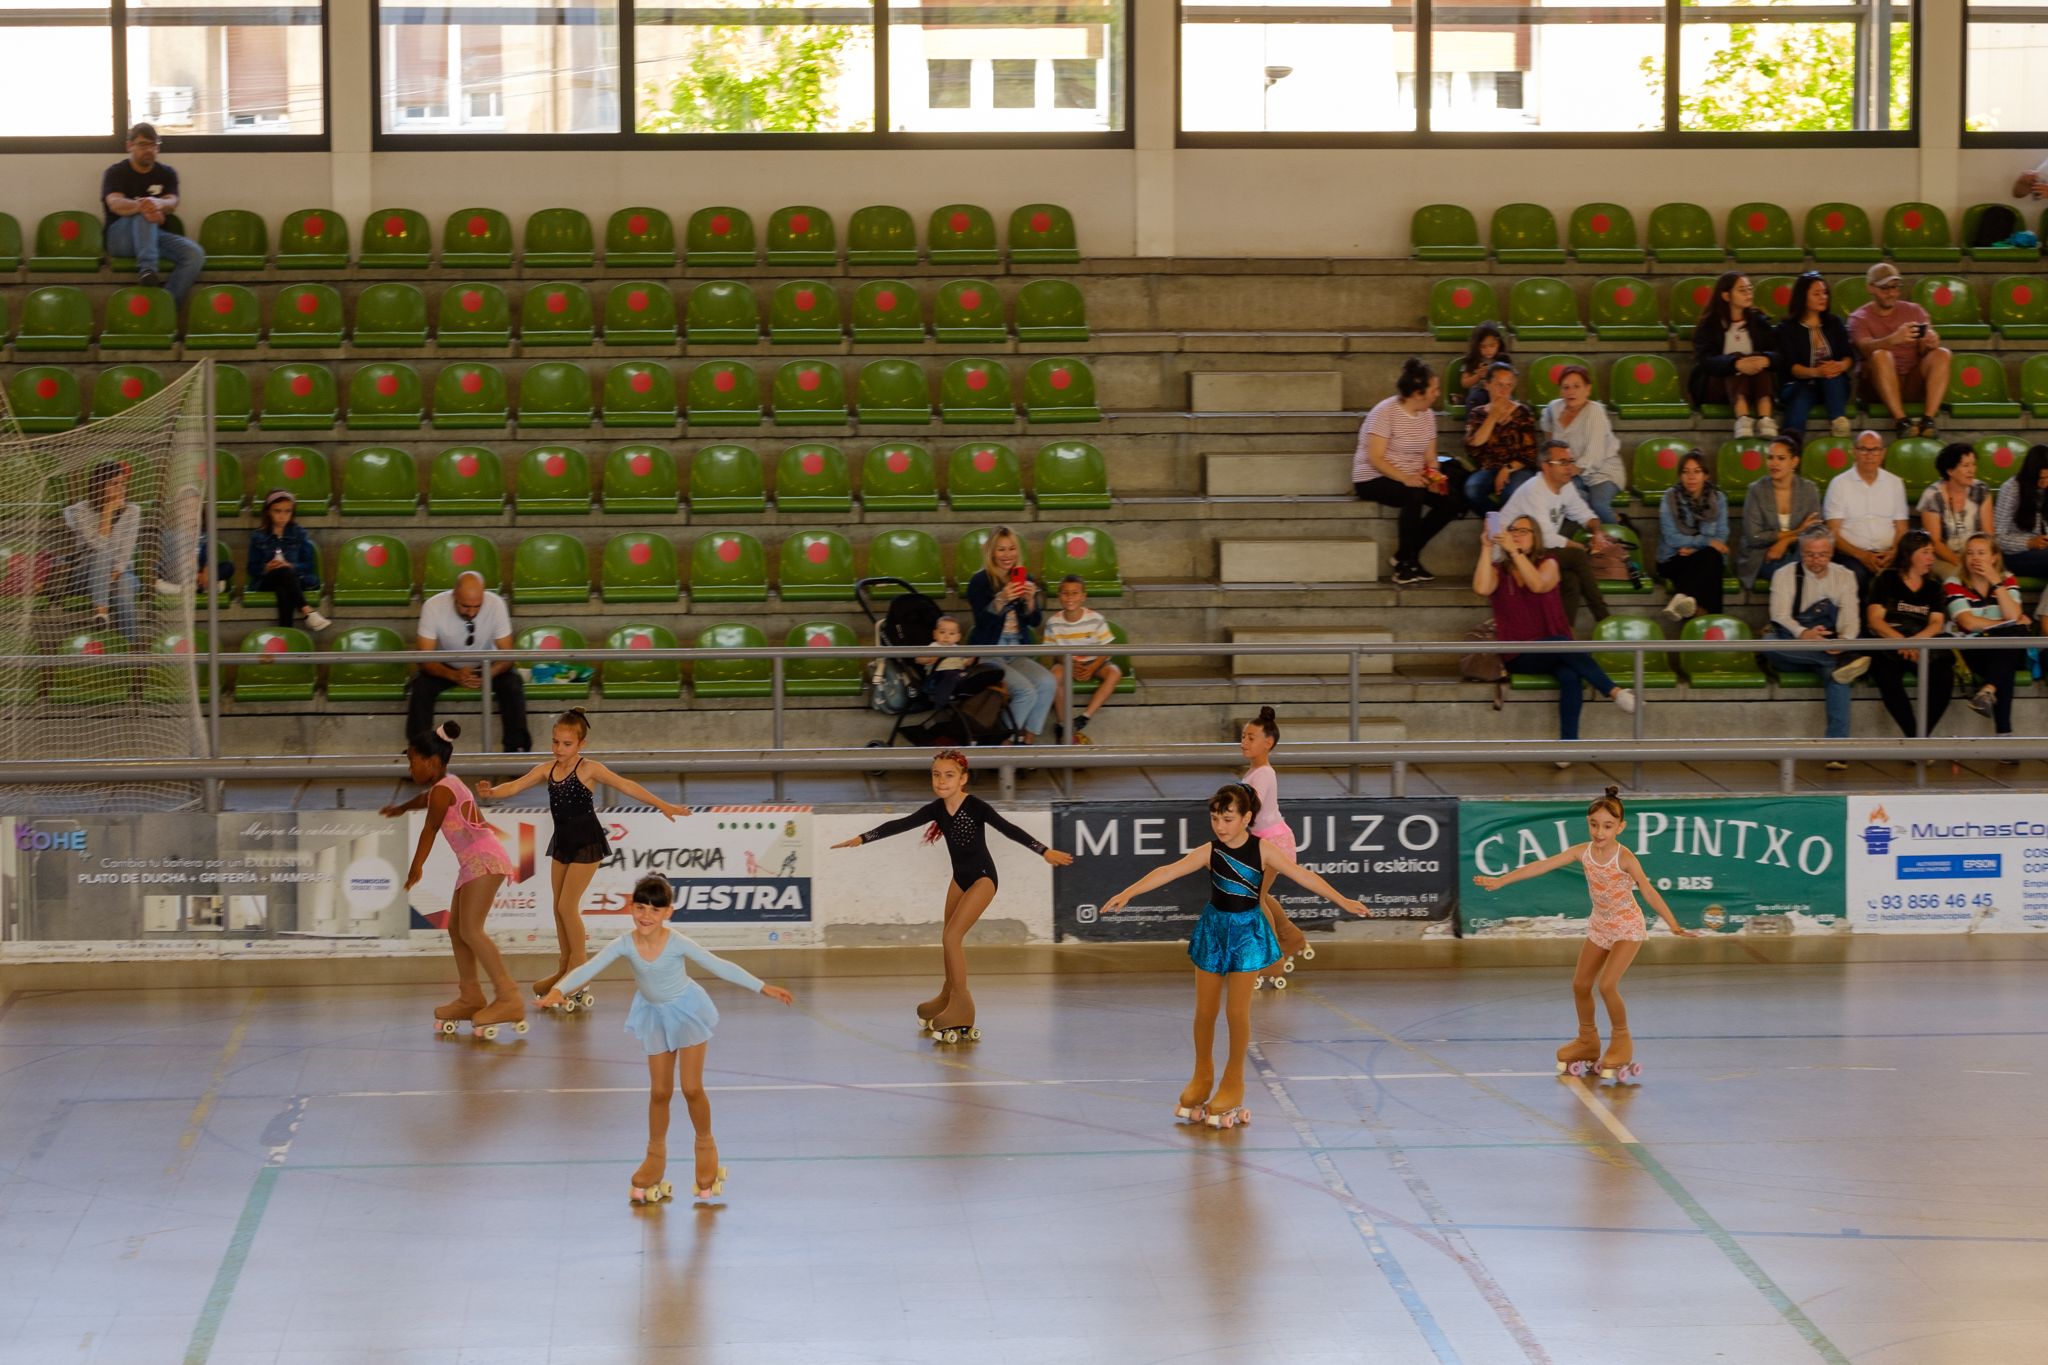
184, 1093, 306, 1365
168, 989, 263, 1177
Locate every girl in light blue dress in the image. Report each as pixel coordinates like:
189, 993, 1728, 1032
542, 874, 793, 1205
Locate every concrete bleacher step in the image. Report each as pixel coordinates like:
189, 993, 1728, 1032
1219, 539, 1377, 584
1229, 628, 1393, 676
1188, 371, 1342, 413
1204, 452, 1352, 497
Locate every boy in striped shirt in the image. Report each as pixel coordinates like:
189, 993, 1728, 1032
1044, 575, 1122, 743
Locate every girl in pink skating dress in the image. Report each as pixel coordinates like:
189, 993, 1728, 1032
1240, 706, 1312, 987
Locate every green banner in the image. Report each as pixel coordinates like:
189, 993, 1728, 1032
1459, 796, 1849, 936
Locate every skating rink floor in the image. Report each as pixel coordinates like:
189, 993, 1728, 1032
3, 948, 2045, 1365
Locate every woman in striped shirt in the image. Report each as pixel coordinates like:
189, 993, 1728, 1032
1354, 358, 1468, 587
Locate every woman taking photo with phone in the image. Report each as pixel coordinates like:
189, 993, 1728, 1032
965, 526, 1056, 745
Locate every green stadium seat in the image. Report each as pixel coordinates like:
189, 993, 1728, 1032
605, 207, 676, 269
1883, 202, 1961, 263
1749, 274, 1797, 316
1680, 616, 1766, 689
437, 283, 513, 348
602, 624, 682, 699
2025, 355, 2048, 418
0, 211, 17, 270
234, 629, 317, 702
516, 446, 593, 514
778, 530, 857, 600
602, 361, 679, 428
100, 285, 177, 350
1666, 275, 1718, 329
423, 534, 501, 593
197, 209, 266, 270
326, 626, 412, 702
687, 206, 756, 267
352, 282, 429, 347
516, 623, 593, 701
361, 208, 431, 268
928, 204, 999, 264
775, 444, 852, 513
1429, 278, 1499, 342
255, 446, 331, 514
940, 358, 1014, 423
332, 536, 414, 605
261, 365, 339, 431
15, 286, 93, 351
1591, 616, 1678, 689
1990, 276, 2048, 339
524, 208, 595, 268
146, 629, 208, 705
1015, 279, 1089, 343
603, 445, 679, 514
1726, 202, 1801, 264
29, 212, 103, 271
1525, 355, 1592, 409
603, 281, 678, 346
857, 358, 934, 424
1916, 276, 1990, 341
771, 361, 847, 425
1631, 437, 1690, 506
948, 443, 1025, 511
339, 446, 419, 514
685, 280, 761, 345
1567, 203, 1644, 264
1887, 437, 1942, 502
45, 631, 129, 705
92, 365, 165, 420
1009, 203, 1079, 263
213, 365, 253, 430
241, 542, 322, 609
518, 361, 595, 429
1802, 434, 1855, 485
513, 533, 592, 603
520, 282, 596, 346
1804, 203, 1880, 263
7, 367, 82, 432
1947, 354, 2021, 419
1043, 525, 1121, 596
1608, 355, 1690, 420
1647, 202, 1722, 264
784, 621, 863, 696
1977, 436, 2028, 488
851, 279, 925, 343
1963, 203, 2041, 262
431, 362, 510, 430
1024, 357, 1099, 423
1715, 439, 1770, 506
1585, 277, 1662, 340
267, 283, 345, 348
1411, 204, 1484, 262
862, 443, 939, 511
693, 622, 771, 697
767, 205, 836, 266
768, 280, 843, 345
688, 532, 768, 602
212, 449, 244, 517
689, 444, 767, 513
1034, 441, 1111, 510
934, 279, 1006, 343
442, 208, 514, 269
865, 528, 945, 594
275, 209, 348, 269
1490, 203, 1566, 264
848, 205, 919, 266
428, 446, 506, 513
1832, 273, 1873, 318
184, 283, 261, 349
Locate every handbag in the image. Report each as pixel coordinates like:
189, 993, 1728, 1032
1460, 619, 1510, 709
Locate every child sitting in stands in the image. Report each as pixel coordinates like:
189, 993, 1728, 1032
1043, 575, 1123, 744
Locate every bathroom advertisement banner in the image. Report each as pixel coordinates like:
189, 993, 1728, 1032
1845, 794, 2048, 933
1459, 796, 1849, 936
406, 806, 815, 943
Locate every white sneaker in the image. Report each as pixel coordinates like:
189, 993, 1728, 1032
1733, 415, 1755, 438
1664, 593, 1698, 620
1757, 416, 1779, 437
1553, 760, 1574, 770
154, 578, 183, 596
1830, 416, 1852, 437
1831, 655, 1870, 684
304, 610, 332, 632
1611, 687, 1637, 714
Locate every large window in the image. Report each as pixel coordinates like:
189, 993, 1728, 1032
381, 0, 619, 135
1679, 0, 1910, 134
887, 0, 1125, 133
1966, 1, 2048, 136
636, 0, 873, 133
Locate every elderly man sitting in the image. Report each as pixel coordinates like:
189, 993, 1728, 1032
408, 570, 531, 752
1824, 428, 1910, 601
1765, 529, 1871, 769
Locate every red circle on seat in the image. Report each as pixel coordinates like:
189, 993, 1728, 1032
1996, 445, 2017, 467
467, 215, 489, 237
628, 541, 651, 565
959, 289, 982, 311
713, 370, 737, 393
1632, 361, 1655, 385
376, 374, 400, 397
303, 215, 326, 238
709, 214, 731, 237
1589, 213, 1611, 235
1742, 449, 1763, 471
460, 371, 483, 394
173, 639, 192, 654
384, 215, 405, 236
35, 379, 58, 400
716, 539, 741, 563
1745, 211, 1767, 233
1613, 285, 1636, 308
541, 633, 562, 649
1902, 209, 1924, 230
2016, 285, 2036, 307
1450, 287, 1473, 309
796, 369, 821, 392
365, 544, 389, 568
794, 288, 816, 312
1824, 211, 1845, 232
1934, 286, 1954, 307
295, 293, 318, 315
1657, 448, 1679, 470
886, 451, 910, 473
544, 455, 567, 477
807, 630, 831, 648
83, 639, 105, 655
1772, 285, 1791, 309
57, 220, 79, 241
1962, 366, 1983, 387
629, 453, 653, 475
1705, 625, 1728, 641
627, 633, 651, 650
1031, 212, 1052, 233
211, 293, 234, 315
966, 370, 988, 392
801, 452, 824, 475
461, 291, 483, 313
949, 212, 970, 234
627, 213, 649, 236
456, 455, 479, 477
627, 289, 649, 312
973, 449, 997, 472
546, 292, 567, 314
1049, 367, 1072, 390
127, 295, 151, 317
805, 540, 830, 564
1066, 535, 1088, 558
1827, 446, 1848, 467
283, 456, 306, 478
789, 213, 811, 234
262, 636, 293, 654
875, 289, 897, 312
290, 375, 315, 397
1548, 363, 1566, 386
452, 544, 475, 566
629, 371, 654, 394
121, 377, 144, 399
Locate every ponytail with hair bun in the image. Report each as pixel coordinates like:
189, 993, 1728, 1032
409, 720, 460, 767
1250, 705, 1279, 745
1588, 785, 1626, 820
1396, 357, 1435, 400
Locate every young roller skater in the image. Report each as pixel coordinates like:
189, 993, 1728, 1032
541, 875, 794, 1205
1240, 706, 1314, 989
476, 707, 691, 1012
1471, 786, 1698, 1082
832, 750, 1072, 1043
1101, 782, 1371, 1128
382, 722, 525, 1039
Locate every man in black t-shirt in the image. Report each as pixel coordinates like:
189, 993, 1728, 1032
101, 123, 205, 303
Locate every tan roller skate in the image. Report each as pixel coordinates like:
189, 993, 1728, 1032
926, 990, 980, 1045
537, 964, 594, 1015
1555, 1025, 1601, 1079
1173, 1078, 1212, 1124
432, 985, 486, 1035
1202, 1089, 1251, 1130
914, 985, 951, 1030
1254, 911, 1309, 992
467, 991, 529, 1041
1597, 1028, 1641, 1084
692, 1136, 726, 1204
632, 1142, 672, 1205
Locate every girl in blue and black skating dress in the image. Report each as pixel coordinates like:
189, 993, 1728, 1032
1102, 782, 1371, 1129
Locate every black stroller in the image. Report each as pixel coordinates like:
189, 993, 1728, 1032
855, 577, 1016, 747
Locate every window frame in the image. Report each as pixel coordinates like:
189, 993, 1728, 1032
368, 0, 1136, 150
1960, 1, 2048, 145
1175, 0, 1921, 149
0, 0, 331, 153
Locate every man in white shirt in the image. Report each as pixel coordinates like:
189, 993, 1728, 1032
1823, 429, 1910, 598
1498, 438, 1614, 627
408, 570, 531, 751
1765, 530, 1870, 760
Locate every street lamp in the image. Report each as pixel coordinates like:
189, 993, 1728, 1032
1263, 64, 1293, 130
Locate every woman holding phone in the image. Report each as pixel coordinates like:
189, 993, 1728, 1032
965, 526, 1056, 744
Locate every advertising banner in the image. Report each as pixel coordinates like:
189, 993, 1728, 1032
1846, 794, 2048, 932
1460, 796, 1848, 936
1051, 798, 1459, 942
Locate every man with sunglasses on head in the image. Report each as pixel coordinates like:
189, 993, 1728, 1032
409, 570, 531, 752
101, 122, 205, 303
1847, 261, 1951, 440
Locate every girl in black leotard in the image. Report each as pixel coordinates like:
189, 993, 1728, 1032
833, 749, 1072, 1041
478, 708, 690, 1009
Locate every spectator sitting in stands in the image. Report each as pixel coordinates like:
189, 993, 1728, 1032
1824, 428, 1911, 598
1472, 513, 1634, 762
1865, 530, 1954, 741
1766, 529, 1871, 768
1776, 272, 1856, 439
410, 570, 531, 753
1457, 321, 1510, 412
62, 460, 143, 647
1847, 262, 1951, 439
1992, 443, 2048, 581
247, 491, 330, 634
1463, 361, 1541, 514
155, 486, 231, 598
1656, 450, 1730, 619
1539, 364, 1625, 526
1498, 437, 1614, 631
1043, 576, 1122, 744
100, 123, 204, 303
965, 525, 1055, 746
1739, 434, 1822, 593
1355, 357, 1466, 587
1917, 442, 1994, 579
1689, 271, 1781, 439
1947, 533, 2033, 758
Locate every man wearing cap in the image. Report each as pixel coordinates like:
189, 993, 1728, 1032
1496, 437, 1615, 629
1846, 262, 1951, 440
410, 570, 531, 752
101, 123, 205, 303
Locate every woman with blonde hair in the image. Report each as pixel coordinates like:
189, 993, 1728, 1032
964, 526, 1056, 744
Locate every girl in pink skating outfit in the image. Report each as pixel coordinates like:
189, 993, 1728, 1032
1240, 706, 1311, 986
